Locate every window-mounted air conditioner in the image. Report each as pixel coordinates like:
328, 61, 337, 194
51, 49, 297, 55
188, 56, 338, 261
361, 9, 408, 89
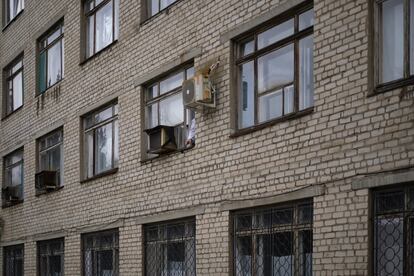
2, 186, 20, 202
182, 73, 215, 111
144, 125, 179, 154
35, 171, 58, 191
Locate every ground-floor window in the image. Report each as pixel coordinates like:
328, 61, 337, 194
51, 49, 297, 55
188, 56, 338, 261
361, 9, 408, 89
233, 200, 313, 276
373, 185, 414, 275
38, 238, 64, 276
3, 244, 23, 276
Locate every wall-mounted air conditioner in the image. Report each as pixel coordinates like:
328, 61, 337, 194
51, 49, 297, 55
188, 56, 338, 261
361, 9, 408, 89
144, 125, 179, 154
35, 171, 58, 191
2, 186, 20, 202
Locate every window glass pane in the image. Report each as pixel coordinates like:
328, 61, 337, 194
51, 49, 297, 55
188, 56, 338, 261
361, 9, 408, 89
47, 41, 63, 87
12, 72, 23, 110
299, 35, 314, 110
49, 146, 61, 171
241, 40, 255, 56
7, 0, 23, 22
236, 236, 252, 276
7, 81, 13, 114
299, 9, 314, 31
11, 165, 22, 186
97, 250, 113, 275
381, 0, 404, 83
258, 44, 294, 93
146, 103, 158, 128
255, 234, 272, 275
272, 232, 293, 274
159, 93, 184, 126
12, 60, 22, 74
114, 120, 119, 167
186, 67, 195, 79
299, 230, 312, 276
46, 130, 62, 147
50, 255, 62, 275
39, 51, 47, 93
258, 89, 283, 123
258, 19, 294, 49
95, 106, 113, 124
40, 152, 48, 171
96, 123, 113, 174
147, 84, 158, 100
87, 15, 95, 57
47, 28, 61, 45
95, 1, 113, 52
160, 0, 176, 10
239, 61, 255, 129
85, 0, 94, 12
376, 190, 405, 213
86, 131, 94, 178
236, 214, 252, 231
61, 39, 65, 79
149, 0, 159, 16
160, 72, 184, 94
411, 0, 414, 75
284, 85, 294, 115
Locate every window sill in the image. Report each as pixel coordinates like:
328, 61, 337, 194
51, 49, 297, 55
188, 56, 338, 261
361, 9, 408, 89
1, 106, 24, 121
80, 168, 118, 183
35, 186, 64, 197
141, 144, 195, 164
2, 10, 24, 32
370, 76, 414, 96
36, 79, 64, 97
230, 107, 314, 138
2, 199, 23, 209
140, 0, 184, 26
80, 40, 118, 66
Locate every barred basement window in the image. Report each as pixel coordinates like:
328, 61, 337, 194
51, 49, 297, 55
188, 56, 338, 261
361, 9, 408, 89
3, 244, 23, 276
3, 0, 24, 26
2, 148, 24, 207
233, 201, 313, 276
38, 238, 64, 276
144, 218, 196, 276
38, 20, 64, 94
3, 55, 23, 117
235, 3, 314, 130
82, 229, 119, 276
373, 186, 414, 275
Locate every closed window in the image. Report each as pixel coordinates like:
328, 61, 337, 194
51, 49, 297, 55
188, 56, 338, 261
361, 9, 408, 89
3, 56, 23, 117
82, 229, 119, 276
235, 5, 314, 130
373, 186, 414, 275
144, 218, 196, 276
38, 21, 64, 94
233, 201, 313, 276
3, 244, 23, 276
38, 239, 64, 276
146, 0, 177, 18
84, 0, 119, 59
36, 129, 63, 191
82, 102, 119, 179
373, 0, 414, 92
2, 149, 24, 207
3, 0, 24, 25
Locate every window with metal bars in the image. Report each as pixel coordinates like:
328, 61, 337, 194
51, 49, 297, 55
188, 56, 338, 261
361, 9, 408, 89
82, 229, 119, 276
3, 55, 23, 117
83, 0, 119, 59
37, 238, 64, 276
37, 20, 64, 94
232, 200, 313, 276
82, 102, 119, 180
144, 218, 196, 276
373, 185, 414, 275
234, 2, 314, 130
3, 244, 23, 276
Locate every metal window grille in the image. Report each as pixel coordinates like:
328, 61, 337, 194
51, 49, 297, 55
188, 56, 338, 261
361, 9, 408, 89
373, 186, 414, 275
3, 244, 23, 276
144, 218, 196, 276
233, 201, 313, 276
82, 229, 119, 276
38, 238, 64, 276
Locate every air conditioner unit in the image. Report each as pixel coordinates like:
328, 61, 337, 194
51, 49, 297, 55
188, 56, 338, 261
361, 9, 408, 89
182, 73, 215, 111
2, 186, 20, 202
144, 125, 178, 154
35, 171, 58, 191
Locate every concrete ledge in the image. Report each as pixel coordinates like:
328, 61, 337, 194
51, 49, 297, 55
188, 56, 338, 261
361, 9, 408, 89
0, 239, 26, 247
134, 47, 203, 87
77, 92, 120, 117
78, 219, 124, 234
136, 205, 205, 225
32, 7, 67, 41
352, 169, 414, 190
220, 185, 325, 211
32, 119, 65, 140
220, 0, 306, 43
0, 142, 25, 158
32, 230, 66, 242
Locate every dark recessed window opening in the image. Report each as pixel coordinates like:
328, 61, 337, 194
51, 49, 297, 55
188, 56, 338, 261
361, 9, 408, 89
38, 239, 64, 276
2, 148, 24, 207
3, 244, 24, 276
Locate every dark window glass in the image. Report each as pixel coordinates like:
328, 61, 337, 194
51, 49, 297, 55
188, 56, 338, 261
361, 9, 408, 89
235, 5, 314, 129
82, 229, 119, 276
147, 0, 177, 17
3, 244, 23, 276
3, 56, 23, 116
37, 129, 63, 188
83, 102, 118, 179
144, 218, 196, 276
233, 201, 313, 276
2, 149, 24, 207
4, 0, 24, 25
38, 238, 64, 276
38, 21, 64, 93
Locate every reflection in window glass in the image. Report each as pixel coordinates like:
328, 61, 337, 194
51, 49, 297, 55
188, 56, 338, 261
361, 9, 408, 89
96, 123, 113, 174
160, 72, 184, 94
241, 40, 255, 56
95, 2, 113, 52
159, 93, 184, 126
299, 9, 314, 31
5, 0, 24, 24
4, 57, 23, 115
149, 0, 177, 17
259, 90, 283, 123
299, 35, 314, 110
239, 62, 255, 129
258, 19, 294, 49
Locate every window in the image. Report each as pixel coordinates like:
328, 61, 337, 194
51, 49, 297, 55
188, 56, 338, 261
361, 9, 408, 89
233, 201, 313, 276
84, 0, 119, 59
38, 239, 64, 276
82, 229, 119, 276
36, 129, 63, 192
146, 0, 177, 18
3, 56, 23, 117
82, 102, 119, 180
38, 21, 64, 94
2, 149, 23, 207
143, 65, 195, 156
235, 5, 314, 130
144, 218, 196, 276
3, 0, 24, 26
373, 0, 414, 92
373, 186, 414, 275
3, 244, 23, 276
